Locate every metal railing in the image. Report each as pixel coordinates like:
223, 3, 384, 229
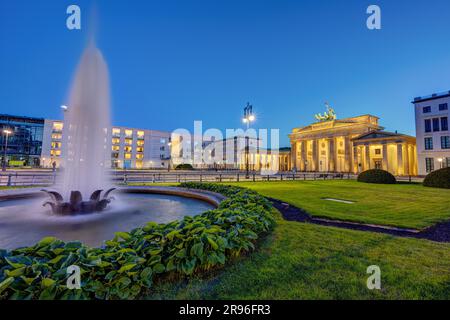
0, 170, 423, 187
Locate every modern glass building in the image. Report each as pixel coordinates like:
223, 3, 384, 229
0, 114, 45, 167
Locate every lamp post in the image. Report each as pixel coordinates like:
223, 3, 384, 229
438, 158, 443, 169
242, 102, 255, 179
167, 142, 172, 172
2, 129, 12, 172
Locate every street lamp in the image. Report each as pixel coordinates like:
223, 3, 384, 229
167, 142, 172, 172
242, 102, 256, 178
2, 129, 12, 172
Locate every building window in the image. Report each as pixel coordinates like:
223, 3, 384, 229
112, 138, 120, 145
51, 133, 62, 140
375, 148, 381, 155
441, 117, 448, 131
160, 138, 166, 144
50, 150, 61, 157
136, 154, 144, 160
136, 146, 144, 153
51, 142, 61, 149
112, 128, 121, 137
425, 158, 434, 173
424, 137, 433, 150
424, 119, 432, 133
433, 118, 440, 132
124, 153, 132, 160
125, 129, 133, 137
124, 138, 133, 145
446, 158, 450, 168
160, 146, 165, 151
441, 136, 450, 149
136, 140, 144, 146
124, 146, 132, 152
52, 122, 63, 132
137, 131, 144, 139
423, 106, 431, 113
439, 103, 448, 111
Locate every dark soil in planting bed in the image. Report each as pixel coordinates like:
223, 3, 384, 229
269, 197, 450, 243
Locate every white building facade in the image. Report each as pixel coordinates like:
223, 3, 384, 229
41, 120, 172, 169
413, 91, 450, 175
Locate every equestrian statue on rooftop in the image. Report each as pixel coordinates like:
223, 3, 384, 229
315, 102, 337, 122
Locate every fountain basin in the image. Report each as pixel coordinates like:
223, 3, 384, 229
0, 186, 224, 250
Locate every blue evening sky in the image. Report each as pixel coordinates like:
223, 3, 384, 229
1, 0, 450, 146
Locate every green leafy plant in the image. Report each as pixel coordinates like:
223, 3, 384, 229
357, 169, 396, 184
423, 167, 450, 189
0, 183, 274, 300
175, 163, 194, 170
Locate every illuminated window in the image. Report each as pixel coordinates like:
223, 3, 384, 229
125, 138, 133, 145
53, 122, 63, 131
51, 150, 61, 157
135, 160, 143, 169
124, 146, 132, 152
125, 129, 133, 137
112, 128, 121, 136
112, 146, 120, 152
136, 140, 144, 146
51, 133, 62, 140
51, 142, 62, 149
136, 147, 144, 153
136, 154, 144, 160
124, 153, 132, 160
137, 131, 144, 139
112, 138, 120, 144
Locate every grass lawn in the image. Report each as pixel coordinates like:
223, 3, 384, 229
226, 180, 450, 229
148, 210, 450, 299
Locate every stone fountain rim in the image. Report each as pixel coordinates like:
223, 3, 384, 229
0, 186, 225, 208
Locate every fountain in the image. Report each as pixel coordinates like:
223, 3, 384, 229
0, 30, 219, 250
43, 40, 114, 214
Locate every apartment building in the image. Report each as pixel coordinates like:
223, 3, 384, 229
413, 91, 450, 175
41, 120, 172, 169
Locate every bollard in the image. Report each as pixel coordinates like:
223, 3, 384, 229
253, 173, 255, 182
219, 174, 222, 182
237, 174, 239, 182
7, 174, 12, 187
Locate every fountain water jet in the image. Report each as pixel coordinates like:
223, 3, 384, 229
43, 40, 114, 214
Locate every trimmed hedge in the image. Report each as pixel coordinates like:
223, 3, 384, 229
175, 163, 194, 170
423, 167, 450, 189
0, 183, 274, 300
357, 169, 396, 184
